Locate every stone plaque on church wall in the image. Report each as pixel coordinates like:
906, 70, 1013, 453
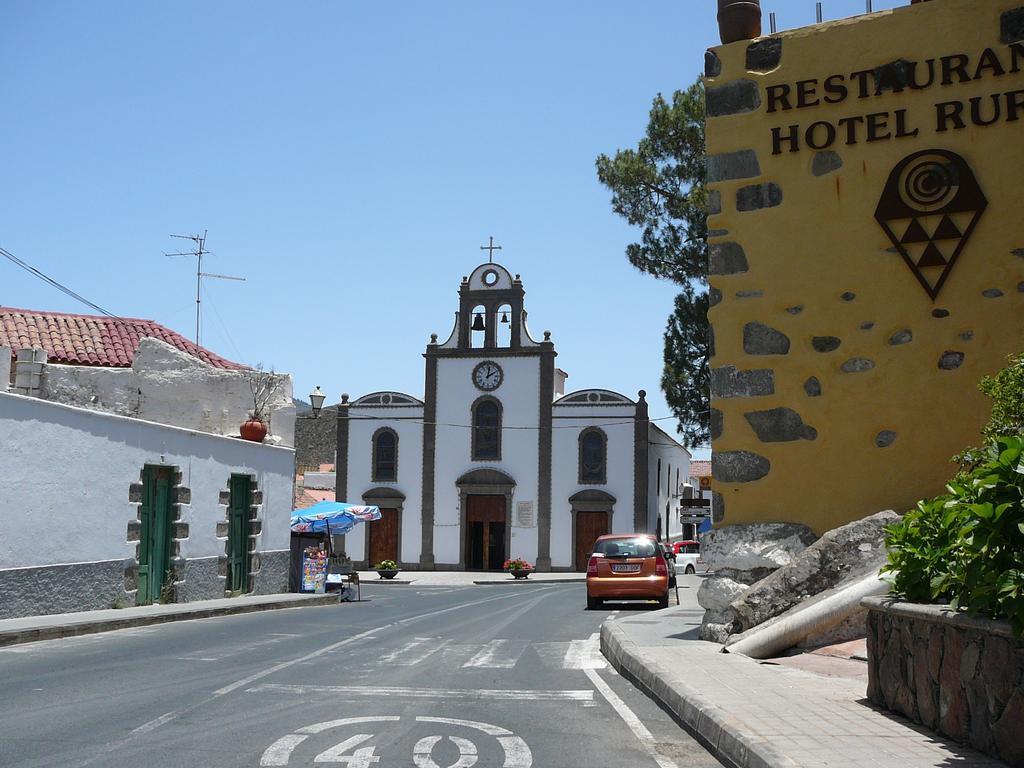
516, 501, 535, 528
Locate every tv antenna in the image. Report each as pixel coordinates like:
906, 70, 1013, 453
164, 230, 245, 347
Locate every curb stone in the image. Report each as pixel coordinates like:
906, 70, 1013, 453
600, 619, 800, 768
0, 594, 340, 648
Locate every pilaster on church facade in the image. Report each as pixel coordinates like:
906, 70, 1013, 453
335, 260, 690, 572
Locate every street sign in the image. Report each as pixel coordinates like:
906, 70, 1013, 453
678, 498, 710, 508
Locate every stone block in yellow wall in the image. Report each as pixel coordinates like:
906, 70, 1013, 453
705, 0, 1024, 534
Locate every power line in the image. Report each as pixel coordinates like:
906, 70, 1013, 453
0, 245, 120, 318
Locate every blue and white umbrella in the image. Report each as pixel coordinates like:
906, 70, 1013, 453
290, 501, 381, 535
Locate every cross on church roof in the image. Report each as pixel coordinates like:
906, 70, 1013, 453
480, 236, 502, 263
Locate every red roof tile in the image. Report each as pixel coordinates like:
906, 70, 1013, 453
689, 460, 712, 478
0, 306, 244, 370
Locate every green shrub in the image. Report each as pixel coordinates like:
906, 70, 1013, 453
955, 353, 1024, 469
374, 560, 398, 571
883, 436, 1024, 637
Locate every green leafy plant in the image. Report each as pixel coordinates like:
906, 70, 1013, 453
374, 560, 398, 571
883, 436, 1024, 637
954, 353, 1024, 470
158, 570, 177, 605
503, 558, 533, 572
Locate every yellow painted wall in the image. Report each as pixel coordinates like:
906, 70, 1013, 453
706, 0, 1024, 534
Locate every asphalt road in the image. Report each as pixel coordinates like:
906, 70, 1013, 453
0, 580, 721, 768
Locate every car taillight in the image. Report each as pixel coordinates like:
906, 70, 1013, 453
655, 558, 668, 577
587, 556, 599, 576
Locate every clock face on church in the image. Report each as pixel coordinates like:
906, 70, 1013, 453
472, 361, 504, 391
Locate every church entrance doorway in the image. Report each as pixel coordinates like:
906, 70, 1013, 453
367, 507, 400, 567
465, 495, 507, 570
574, 511, 609, 571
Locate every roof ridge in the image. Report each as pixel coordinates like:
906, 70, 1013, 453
0, 305, 156, 323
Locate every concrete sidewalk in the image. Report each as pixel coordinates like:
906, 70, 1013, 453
601, 605, 1002, 768
0, 592, 339, 648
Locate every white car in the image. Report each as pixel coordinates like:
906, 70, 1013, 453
671, 540, 704, 575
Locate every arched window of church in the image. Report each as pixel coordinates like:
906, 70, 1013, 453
496, 303, 513, 348
578, 428, 607, 484
472, 398, 501, 460
372, 428, 398, 481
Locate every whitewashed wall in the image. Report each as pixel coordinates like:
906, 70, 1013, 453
41, 337, 296, 447
345, 404, 425, 565
550, 406, 636, 568
0, 347, 11, 391
648, 424, 691, 540
0, 391, 293, 571
433, 356, 541, 566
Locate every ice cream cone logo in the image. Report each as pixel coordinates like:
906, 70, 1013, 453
875, 150, 987, 300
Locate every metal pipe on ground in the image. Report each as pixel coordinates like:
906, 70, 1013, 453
723, 572, 890, 659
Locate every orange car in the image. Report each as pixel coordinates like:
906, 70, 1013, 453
586, 534, 670, 610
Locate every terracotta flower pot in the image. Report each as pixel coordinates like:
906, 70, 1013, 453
240, 417, 268, 442
717, 0, 762, 44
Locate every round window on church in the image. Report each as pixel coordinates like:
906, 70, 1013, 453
482, 269, 499, 287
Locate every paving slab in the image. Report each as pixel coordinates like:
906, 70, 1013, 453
0, 592, 339, 647
601, 604, 1004, 768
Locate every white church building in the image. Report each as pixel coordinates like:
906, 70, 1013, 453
335, 261, 690, 572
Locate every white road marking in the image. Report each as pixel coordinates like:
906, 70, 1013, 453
313, 733, 375, 764
248, 683, 593, 702
130, 710, 180, 735
416, 717, 532, 768
261, 734, 310, 766
380, 637, 449, 666
261, 715, 530, 767
561, 637, 607, 670
297, 716, 402, 735
582, 634, 678, 768
462, 639, 529, 669
413, 735, 478, 768
216, 589, 529, 697
66, 589, 538, 768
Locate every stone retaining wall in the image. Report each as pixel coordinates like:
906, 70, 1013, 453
864, 597, 1024, 767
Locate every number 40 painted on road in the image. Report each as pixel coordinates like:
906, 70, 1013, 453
261, 715, 532, 768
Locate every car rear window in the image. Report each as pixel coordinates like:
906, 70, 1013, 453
594, 538, 657, 557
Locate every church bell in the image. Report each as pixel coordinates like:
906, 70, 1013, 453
500, 311, 509, 324
471, 312, 486, 331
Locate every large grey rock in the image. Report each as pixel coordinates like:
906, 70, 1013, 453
729, 510, 898, 633
697, 575, 749, 613
702, 523, 817, 572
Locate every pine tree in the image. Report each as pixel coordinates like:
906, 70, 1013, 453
596, 78, 709, 447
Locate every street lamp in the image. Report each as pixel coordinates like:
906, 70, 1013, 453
309, 386, 326, 418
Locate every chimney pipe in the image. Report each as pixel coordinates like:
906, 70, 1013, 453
718, 0, 762, 44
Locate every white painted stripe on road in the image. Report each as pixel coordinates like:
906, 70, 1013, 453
582, 633, 678, 768
562, 638, 607, 670
130, 711, 181, 735
462, 639, 529, 669
214, 589, 530, 697
247, 683, 594, 702
380, 637, 449, 666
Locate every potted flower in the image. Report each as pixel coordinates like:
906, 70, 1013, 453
241, 364, 283, 442
374, 559, 400, 580
504, 557, 533, 580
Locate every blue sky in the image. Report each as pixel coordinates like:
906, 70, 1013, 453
1, 1, 903, 455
